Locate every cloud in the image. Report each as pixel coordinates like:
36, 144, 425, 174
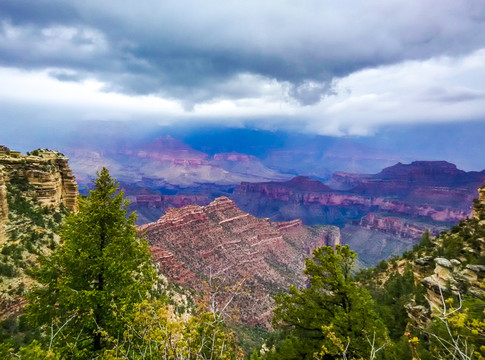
2, 0, 485, 106
1, 47, 485, 137
304, 48, 485, 135
421, 87, 485, 103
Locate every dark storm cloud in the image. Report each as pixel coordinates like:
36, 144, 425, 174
2, 0, 485, 105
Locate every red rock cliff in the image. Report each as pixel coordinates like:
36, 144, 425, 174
141, 197, 340, 327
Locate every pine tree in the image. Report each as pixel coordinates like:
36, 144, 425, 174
26, 168, 157, 357
268, 245, 388, 359
419, 229, 432, 248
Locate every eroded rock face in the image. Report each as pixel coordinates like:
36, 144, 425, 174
141, 197, 340, 327
0, 150, 78, 244
416, 188, 485, 316
234, 179, 471, 224
232, 164, 485, 264
358, 213, 445, 239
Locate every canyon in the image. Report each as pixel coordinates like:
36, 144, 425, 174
112, 158, 485, 265
4, 141, 483, 268
231, 162, 485, 265
141, 196, 340, 327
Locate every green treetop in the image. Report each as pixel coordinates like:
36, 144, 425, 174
26, 167, 157, 358
267, 245, 388, 360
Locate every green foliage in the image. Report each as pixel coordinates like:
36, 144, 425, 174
0, 315, 42, 355
266, 245, 388, 359
102, 299, 242, 359
26, 168, 157, 357
415, 229, 432, 250
368, 265, 418, 340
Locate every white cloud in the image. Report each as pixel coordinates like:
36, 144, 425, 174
1, 48, 485, 135
303, 48, 485, 135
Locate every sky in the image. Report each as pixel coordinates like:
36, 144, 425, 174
1, 0, 485, 167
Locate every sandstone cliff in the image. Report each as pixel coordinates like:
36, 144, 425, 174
0, 147, 78, 319
234, 176, 472, 225
0, 148, 78, 245
141, 197, 340, 327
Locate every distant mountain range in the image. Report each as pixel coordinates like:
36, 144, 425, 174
53, 134, 485, 265
58, 131, 424, 191
66, 136, 291, 190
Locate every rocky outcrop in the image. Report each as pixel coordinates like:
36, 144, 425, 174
0, 149, 78, 244
376, 161, 465, 185
412, 186, 485, 317
353, 161, 485, 198
358, 213, 445, 239
473, 186, 485, 219
141, 197, 340, 327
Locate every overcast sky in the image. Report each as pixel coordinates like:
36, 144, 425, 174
1, 0, 485, 136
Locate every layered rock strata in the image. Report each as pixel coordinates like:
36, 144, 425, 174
234, 180, 471, 224
141, 197, 340, 327
0, 149, 78, 245
357, 213, 445, 239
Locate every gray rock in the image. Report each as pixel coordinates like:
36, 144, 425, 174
468, 287, 485, 299
422, 276, 446, 294
435, 258, 453, 269
450, 259, 461, 267
465, 264, 485, 274
415, 257, 433, 266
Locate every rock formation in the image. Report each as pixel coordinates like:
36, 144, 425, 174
357, 213, 445, 239
0, 149, 78, 245
233, 174, 476, 225
410, 184, 485, 319
141, 197, 340, 327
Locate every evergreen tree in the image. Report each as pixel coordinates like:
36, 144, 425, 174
268, 245, 388, 360
26, 168, 157, 358
418, 229, 432, 249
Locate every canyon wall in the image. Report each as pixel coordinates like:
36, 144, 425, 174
234, 179, 472, 224
0, 149, 78, 245
230, 164, 485, 264
141, 197, 340, 327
